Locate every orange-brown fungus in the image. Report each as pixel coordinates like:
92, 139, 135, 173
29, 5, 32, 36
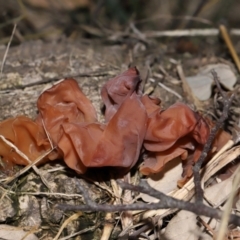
90, 92, 147, 169
0, 116, 50, 168
140, 95, 230, 185
140, 95, 210, 182
36, 78, 97, 145
101, 67, 141, 122
36, 68, 146, 174
58, 122, 104, 173
0, 67, 231, 185
58, 92, 147, 173
56, 69, 147, 173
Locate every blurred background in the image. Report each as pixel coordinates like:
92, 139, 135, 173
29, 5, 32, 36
0, 0, 239, 45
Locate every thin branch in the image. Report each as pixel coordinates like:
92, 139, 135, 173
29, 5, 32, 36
57, 179, 240, 226
3, 71, 114, 90
193, 70, 234, 202
134, 15, 213, 26
140, 28, 240, 38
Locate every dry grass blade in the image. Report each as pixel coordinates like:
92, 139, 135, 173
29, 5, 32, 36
0, 186, 12, 203
42, 118, 54, 149
2, 148, 54, 185
142, 28, 240, 38
219, 24, 240, 73
0, 135, 31, 164
176, 64, 202, 109
110, 179, 122, 201
100, 212, 114, 240
0, 24, 17, 81
58, 225, 96, 240
121, 173, 133, 230
156, 80, 183, 99
216, 165, 240, 240
53, 212, 82, 240
0, 134, 55, 189
200, 142, 235, 187
144, 28, 219, 38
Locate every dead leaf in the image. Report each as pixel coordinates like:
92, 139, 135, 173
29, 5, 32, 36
141, 158, 182, 203
0, 224, 38, 240
162, 210, 212, 240
204, 175, 233, 207
186, 63, 237, 100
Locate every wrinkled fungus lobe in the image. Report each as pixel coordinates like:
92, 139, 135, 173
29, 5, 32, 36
140, 98, 210, 175
36, 78, 97, 145
0, 116, 50, 167
101, 67, 141, 122
35, 68, 147, 174
0, 67, 230, 185
139, 94, 231, 185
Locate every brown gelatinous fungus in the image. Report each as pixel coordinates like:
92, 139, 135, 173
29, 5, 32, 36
141, 95, 161, 116
143, 102, 210, 152
58, 84, 147, 173
0, 116, 50, 167
101, 67, 141, 122
140, 99, 211, 183
35, 78, 98, 145
90, 92, 147, 169
37, 71, 146, 174
140, 95, 231, 185
0, 68, 232, 185
58, 122, 104, 173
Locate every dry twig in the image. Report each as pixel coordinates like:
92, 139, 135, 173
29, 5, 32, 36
193, 70, 234, 202
57, 179, 240, 226
219, 25, 240, 73
100, 212, 114, 240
